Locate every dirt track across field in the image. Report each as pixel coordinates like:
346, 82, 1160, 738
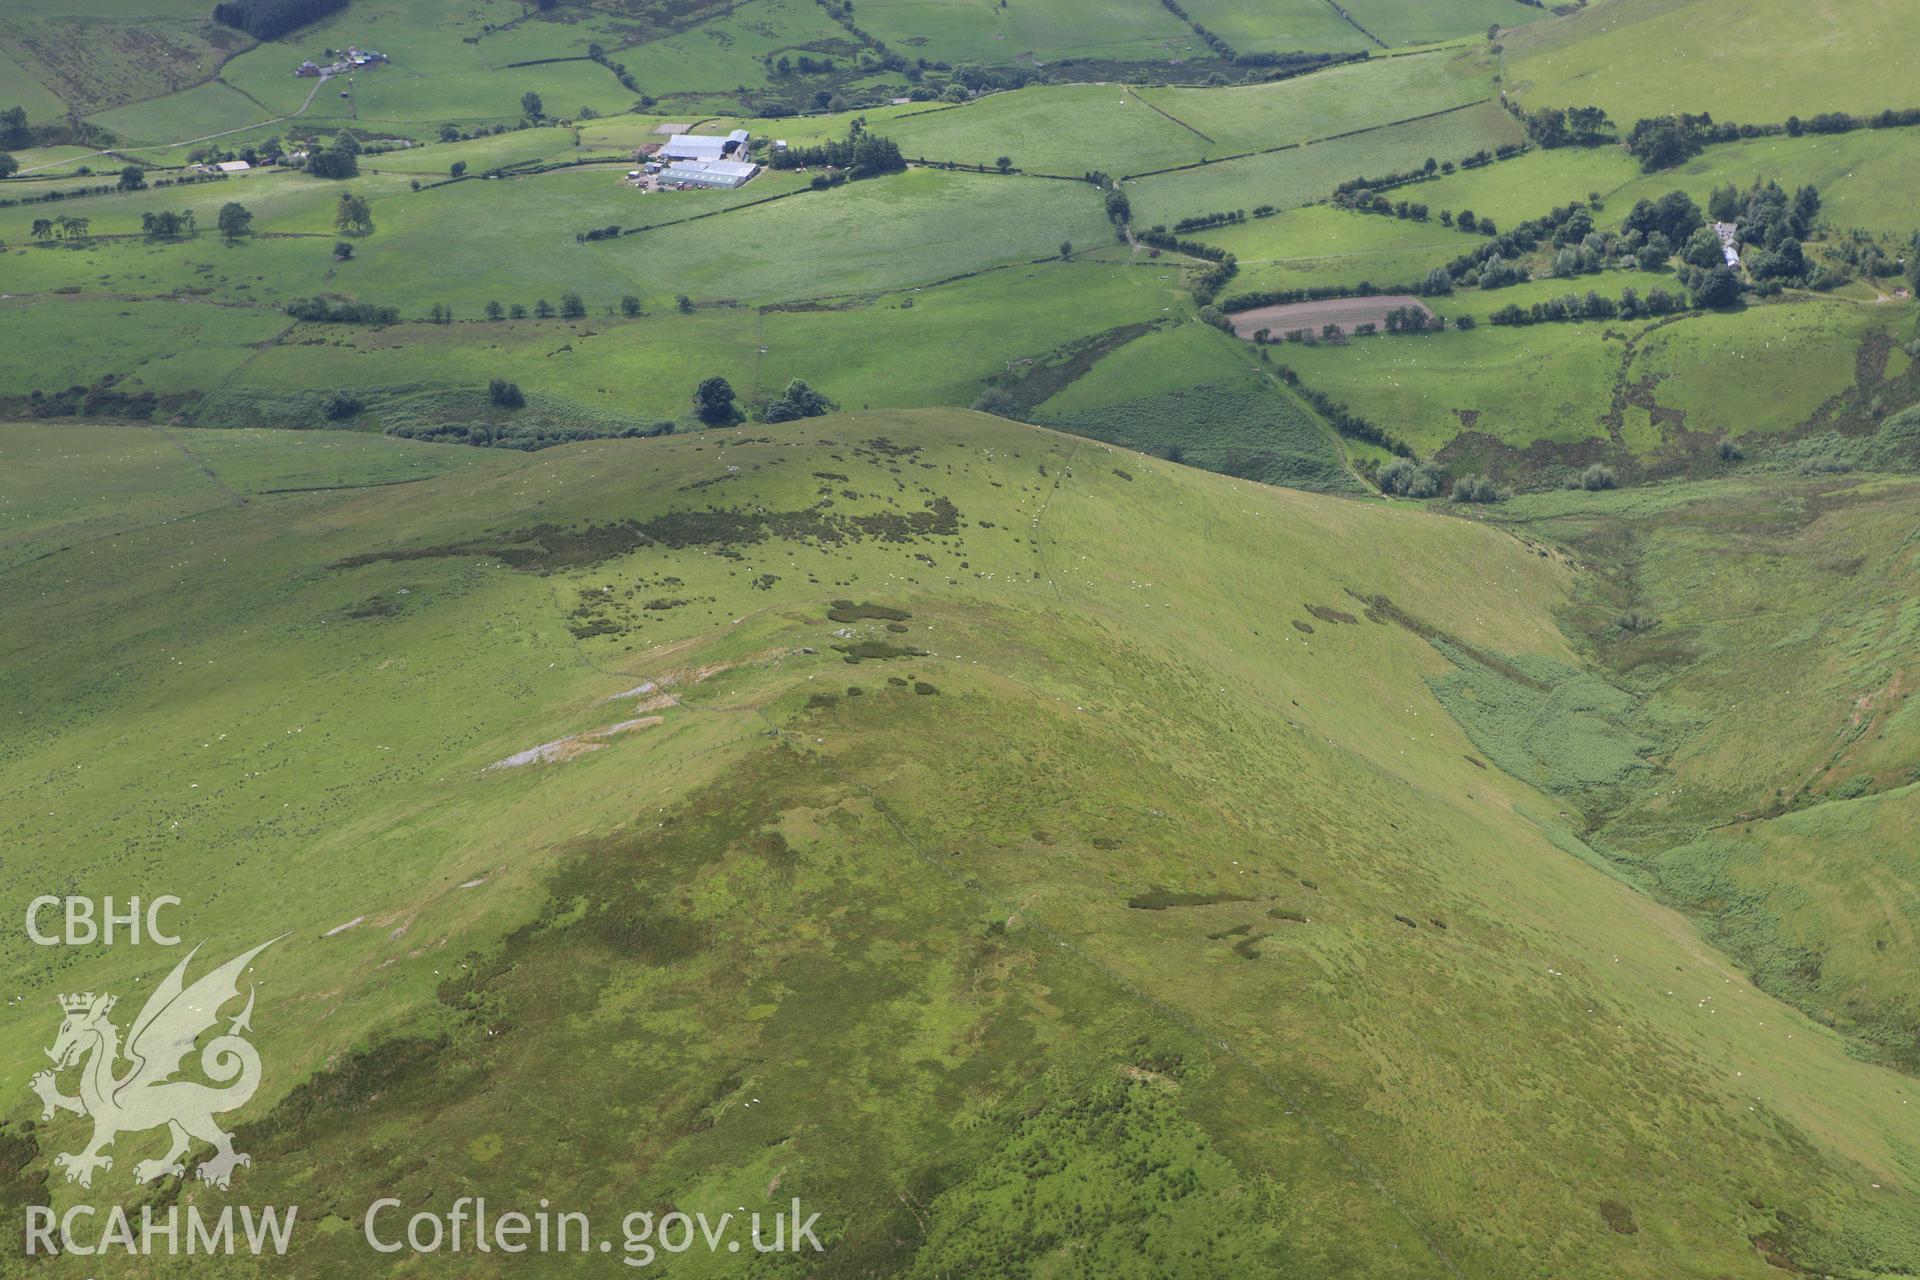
1228, 295, 1432, 339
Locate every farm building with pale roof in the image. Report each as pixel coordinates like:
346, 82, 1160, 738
659, 158, 759, 189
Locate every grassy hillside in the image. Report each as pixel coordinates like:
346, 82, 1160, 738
2, 413, 1917, 1277
1499, 0, 1917, 122
1479, 469, 1920, 1070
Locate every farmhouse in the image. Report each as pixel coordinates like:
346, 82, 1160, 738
660, 129, 750, 162
1712, 221, 1741, 267
659, 158, 759, 189
296, 60, 321, 76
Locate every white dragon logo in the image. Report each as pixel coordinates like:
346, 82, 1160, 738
28, 940, 276, 1191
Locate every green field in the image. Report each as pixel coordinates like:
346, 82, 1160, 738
1195, 203, 1488, 293
1343, 0, 1537, 46
1501, 0, 1918, 122
1126, 100, 1526, 224
844, 0, 1196, 65
0, 0, 245, 118
1136, 51, 1492, 153
1172, 0, 1368, 53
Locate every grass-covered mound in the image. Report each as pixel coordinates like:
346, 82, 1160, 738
2, 410, 1916, 1277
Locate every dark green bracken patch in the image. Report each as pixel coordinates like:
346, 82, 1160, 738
344, 593, 406, 619
829, 600, 912, 623
1305, 604, 1358, 625
834, 640, 930, 663
1127, 890, 1256, 910
332, 498, 963, 574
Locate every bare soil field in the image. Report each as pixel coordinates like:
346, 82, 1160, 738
1228, 294, 1432, 339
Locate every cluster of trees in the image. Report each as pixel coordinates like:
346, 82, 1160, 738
489, 378, 525, 408
138, 209, 196, 239
1440, 200, 1594, 286
1516, 104, 1615, 148
29, 215, 91, 242
0, 106, 29, 150
1717, 178, 1820, 283
1622, 189, 1703, 242
307, 132, 362, 179
334, 190, 373, 235
767, 131, 905, 177
1377, 458, 1447, 498
762, 379, 834, 422
693, 377, 737, 425
0, 105, 107, 155
286, 296, 401, 324
18, 380, 159, 420
211, 0, 347, 40
1819, 227, 1910, 288
1451, 474, 1509, 504
1370, 459, 1509, 503
1487, 283, 1693, 326
1383, 305, 1442, 332
1477, 256, 1528, 287
1626, 106, 1920, 172
575, 224, 621, 243
770, 53, 839, 76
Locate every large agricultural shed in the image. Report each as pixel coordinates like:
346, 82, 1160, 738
660, 158, 759, 189
660, 129, 750, 162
